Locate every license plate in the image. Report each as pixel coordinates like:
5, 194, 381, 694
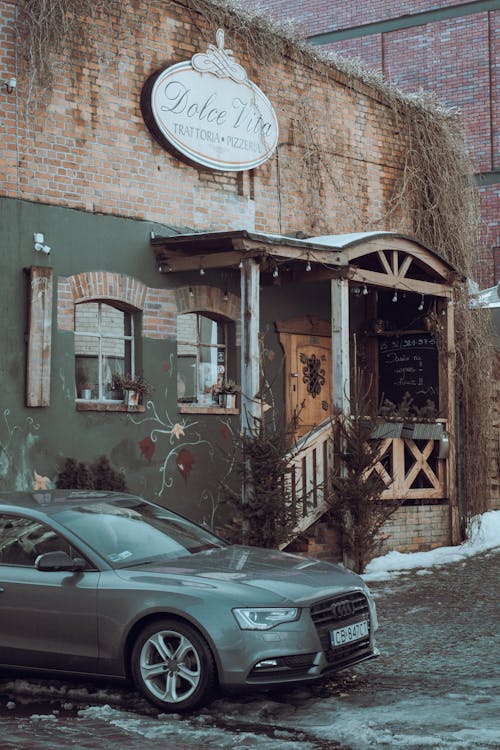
330, 620, 369, 647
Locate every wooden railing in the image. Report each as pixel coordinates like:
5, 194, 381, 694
368, 421, 448, 500
280, 419, 333, 546
280, 418, 449, 548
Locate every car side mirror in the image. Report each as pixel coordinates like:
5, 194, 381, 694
35, 551, 86, 572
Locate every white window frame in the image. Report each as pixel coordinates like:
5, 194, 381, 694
177, 312, 228, 405
75, 301, 135, 402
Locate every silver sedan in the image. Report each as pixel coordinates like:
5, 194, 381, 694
0, 491, 379, 712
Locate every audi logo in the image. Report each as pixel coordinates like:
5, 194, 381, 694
331, 600, 354, 618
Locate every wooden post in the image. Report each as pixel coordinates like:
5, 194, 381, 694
331, 277, 354, 568
331, 278, 350, 413
240, 258, 261, 434
444, 298, 460, 543
240, 259, 260, 542
26, 267, 53, 407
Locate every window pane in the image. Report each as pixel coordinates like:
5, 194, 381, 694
75, 355, 98, 398
178, 313, 197, 347
75, 302, 133, 401
199, 316, 217, 345
177, 312, 230, 405
102, 355, 125, 398
199, 350, 218, 399
178, 356, 196, 401
75, 302, 99, 334
100, 304, 126, 339
0, 515, 74, 566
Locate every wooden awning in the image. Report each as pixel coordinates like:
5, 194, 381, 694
151, 229, 463, 296
151, 229, 347, 274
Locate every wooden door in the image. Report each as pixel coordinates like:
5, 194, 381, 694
277, 318, 332, 438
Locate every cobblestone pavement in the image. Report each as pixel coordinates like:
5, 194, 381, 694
0, 548, 498, 749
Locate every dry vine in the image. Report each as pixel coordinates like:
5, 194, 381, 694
14, 0, 493, 525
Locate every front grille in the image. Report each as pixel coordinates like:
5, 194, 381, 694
311, 591, 373, 668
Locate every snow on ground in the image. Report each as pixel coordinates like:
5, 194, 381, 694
362, 509, 500, 581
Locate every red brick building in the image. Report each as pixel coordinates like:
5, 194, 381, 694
248, 0, 499, 287
0, 0, 483, 558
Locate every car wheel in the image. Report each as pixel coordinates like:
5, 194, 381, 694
131, 618, 217, 712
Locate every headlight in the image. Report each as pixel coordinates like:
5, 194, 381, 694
233, 607, 300, 630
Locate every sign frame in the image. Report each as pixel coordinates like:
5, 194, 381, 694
141, 30, 279, 172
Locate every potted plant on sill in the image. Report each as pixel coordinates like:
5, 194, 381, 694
113, 373, 151, 408
218, 379, 240, 409
78, 381, 94, 400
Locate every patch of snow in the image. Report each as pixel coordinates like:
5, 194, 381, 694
363, 510, 500, 581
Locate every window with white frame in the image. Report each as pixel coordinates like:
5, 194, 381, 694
177, 312, 231, 405
75, 302, 134, 401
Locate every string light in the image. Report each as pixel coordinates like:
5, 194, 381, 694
305, 259, 311, 272
273, 265, 279, 278
362, 284, 368, 295
188, 286, 194, 297
418, 294, 425, 311
392, 290, 398, 303
199, 265, 205, 276
238, 259, 243, 269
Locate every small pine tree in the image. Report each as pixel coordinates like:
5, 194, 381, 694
91, 455, 127, 491
327, 368, 403, 573
56, 456, 128, 492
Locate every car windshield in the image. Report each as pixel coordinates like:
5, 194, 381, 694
55, 499, 226, 567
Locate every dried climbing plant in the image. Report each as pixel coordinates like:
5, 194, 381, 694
14, 0, 492, 525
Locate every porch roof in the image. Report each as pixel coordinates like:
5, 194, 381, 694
151, 228, 348, 273
151, 228, 463, 292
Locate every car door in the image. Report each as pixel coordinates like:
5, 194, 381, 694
0, 513, 100, 673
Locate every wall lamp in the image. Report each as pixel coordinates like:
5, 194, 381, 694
2, 77, 17, 94
34, 233, 51, 255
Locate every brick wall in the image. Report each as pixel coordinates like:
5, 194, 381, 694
57, 271, 176, 340
0, 0, 408, 239
251, 0, 474, 37
287, 503, 450, 561
378, 503, 451, 553
248, 0, 499, 288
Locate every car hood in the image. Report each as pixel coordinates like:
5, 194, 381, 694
116, 545, 366, 604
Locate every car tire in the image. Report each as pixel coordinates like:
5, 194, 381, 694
131, 618, 217, 712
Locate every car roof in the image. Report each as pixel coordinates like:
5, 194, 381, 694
0, 490, 143, 515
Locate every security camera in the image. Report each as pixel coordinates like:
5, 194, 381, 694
34, 242, 51, 254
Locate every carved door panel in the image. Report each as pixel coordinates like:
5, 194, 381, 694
288, 334, 332, 437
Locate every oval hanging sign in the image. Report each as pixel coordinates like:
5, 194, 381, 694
141, 30, 279, 172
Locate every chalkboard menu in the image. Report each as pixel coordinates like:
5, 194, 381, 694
378, 333, 439, 409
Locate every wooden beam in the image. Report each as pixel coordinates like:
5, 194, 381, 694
331, 278, 350, 412
240, 259, 261, 433
445, 299, 460, 543
343, 236, 458, 280
26, 267, 53, 407
349, 267, 453, 297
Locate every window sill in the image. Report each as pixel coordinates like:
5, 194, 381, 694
76, 401, 146, 413
178, 404, 239, 415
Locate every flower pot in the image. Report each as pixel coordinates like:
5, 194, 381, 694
124, 389, 140, 407
222, 393, 236, 409
80, 389, 92, 400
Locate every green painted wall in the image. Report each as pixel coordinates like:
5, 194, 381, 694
0, 197, 236, 525
1, 196, 333, 528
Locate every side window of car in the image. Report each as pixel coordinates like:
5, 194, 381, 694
0, 514, 76, 567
